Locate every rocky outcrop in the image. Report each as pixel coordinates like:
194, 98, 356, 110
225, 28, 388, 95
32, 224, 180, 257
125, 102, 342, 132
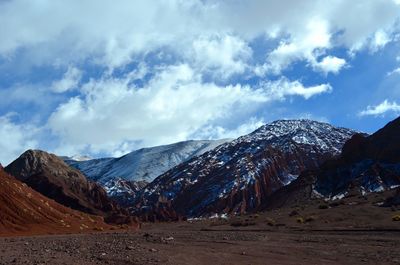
267, 116, 400, 209
65, 139, 230, 206
0, 166, 113, 236
5, 150, 134, 224
314, 117, 400, 198
384, 187, 400, 207
103, 178, 148, 207
133, 120, 356, 218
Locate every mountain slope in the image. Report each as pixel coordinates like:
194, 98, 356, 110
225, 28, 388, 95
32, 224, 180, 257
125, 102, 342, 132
134, 120, 356, 218
65, 139, 230, 205
314, 116, 400, 198
0, 164, 112, 236
5, 150, 129, 223
268, 116, 400, 208
66, 139, 230, 183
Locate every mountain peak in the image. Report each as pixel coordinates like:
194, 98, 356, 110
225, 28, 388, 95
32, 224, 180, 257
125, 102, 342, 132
5, 149, 124, 219
250, 119, 349, 138
268, 116, 400, 208
134, 120, 357, 218
0, 166, 113, 236
66, 139, 231, 184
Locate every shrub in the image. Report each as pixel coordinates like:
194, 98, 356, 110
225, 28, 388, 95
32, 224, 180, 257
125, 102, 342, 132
329, 201, 342, 207
265, 217, 275, 226
289, 210, 299, 216
305, 216, 316, 223
318, 204, 329, 209
230, 220, 256, 227
392, 215, 400, 221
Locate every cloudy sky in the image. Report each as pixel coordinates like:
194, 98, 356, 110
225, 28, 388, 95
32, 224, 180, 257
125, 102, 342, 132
1, 0, 400, 165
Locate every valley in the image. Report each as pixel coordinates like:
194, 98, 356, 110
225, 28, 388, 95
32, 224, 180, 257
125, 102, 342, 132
2, 2, 400, 264
1, 118, 400, 264
1, 209, 399, 265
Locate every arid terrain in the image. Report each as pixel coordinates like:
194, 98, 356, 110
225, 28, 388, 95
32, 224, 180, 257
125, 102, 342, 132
0, 223, 399, 265
1, 191, 400, 265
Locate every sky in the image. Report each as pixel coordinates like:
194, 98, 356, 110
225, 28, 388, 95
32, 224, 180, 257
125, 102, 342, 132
0, 0, 400, 165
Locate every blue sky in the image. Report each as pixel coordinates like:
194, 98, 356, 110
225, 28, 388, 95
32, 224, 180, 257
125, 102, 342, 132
0, 0, 400, 165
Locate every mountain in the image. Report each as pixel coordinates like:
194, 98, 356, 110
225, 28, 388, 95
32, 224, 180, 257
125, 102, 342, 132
101, 178, 148, 207
133, 119, 356, 219
65, 139, 230, 183
314, 116, 400, 198
5, 150, 132, 224
268, 116, 400, 208
64, 139, 230, 203
0, 165, 113, 236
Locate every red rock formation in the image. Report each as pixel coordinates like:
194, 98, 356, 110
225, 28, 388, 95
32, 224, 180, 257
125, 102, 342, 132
134, 120, 356, 218
5, 150, 134, 224
0, 166, 114, 236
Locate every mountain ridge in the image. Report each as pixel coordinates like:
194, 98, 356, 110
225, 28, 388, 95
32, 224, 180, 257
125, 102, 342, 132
5, 150, 132, 224
267, 116, 400, 209
65, 139, 231, 183
0, 165, 113, 236
133, 119, 357, 219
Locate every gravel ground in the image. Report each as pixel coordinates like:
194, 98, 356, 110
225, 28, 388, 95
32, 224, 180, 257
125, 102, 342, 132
1, 221, 400, 265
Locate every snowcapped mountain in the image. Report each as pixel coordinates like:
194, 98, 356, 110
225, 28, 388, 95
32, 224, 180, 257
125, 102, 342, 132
66, 139, 230, 183
64, 139, 231, 202
102, 178, 148, 207
313, 116, 400, 199
268, 116, 400, 209
134, 120, 357, 219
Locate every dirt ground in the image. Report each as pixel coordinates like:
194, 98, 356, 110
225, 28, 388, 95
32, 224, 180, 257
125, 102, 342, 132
0, 222, 399, 265
1, 192, 400, 265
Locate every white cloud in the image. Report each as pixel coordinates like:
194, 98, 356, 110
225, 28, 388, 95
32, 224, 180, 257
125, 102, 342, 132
1, 0, 400, 157
313, 56, 347, 74
371, 30, 391, 51
387, 67, 400, 76
193, 117, 266, 140
0, 114, 38, 165
51, 66, 82, 93
47, 64, 331, 156
266, 18, 332, 74
191, 34, 251, 78
359, 99, 400, 116
0, 0, 398, 72
48, 64, 269, 155
264, 78, 332, 100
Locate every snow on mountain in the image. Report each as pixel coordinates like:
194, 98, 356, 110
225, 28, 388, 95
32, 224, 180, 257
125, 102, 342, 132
64, 139, 231, 202
268, 117, 400, 209
134, 120, 357, 218
66, 139, 230, 183
103, 178, 148, 207
312, 116, 400, 199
